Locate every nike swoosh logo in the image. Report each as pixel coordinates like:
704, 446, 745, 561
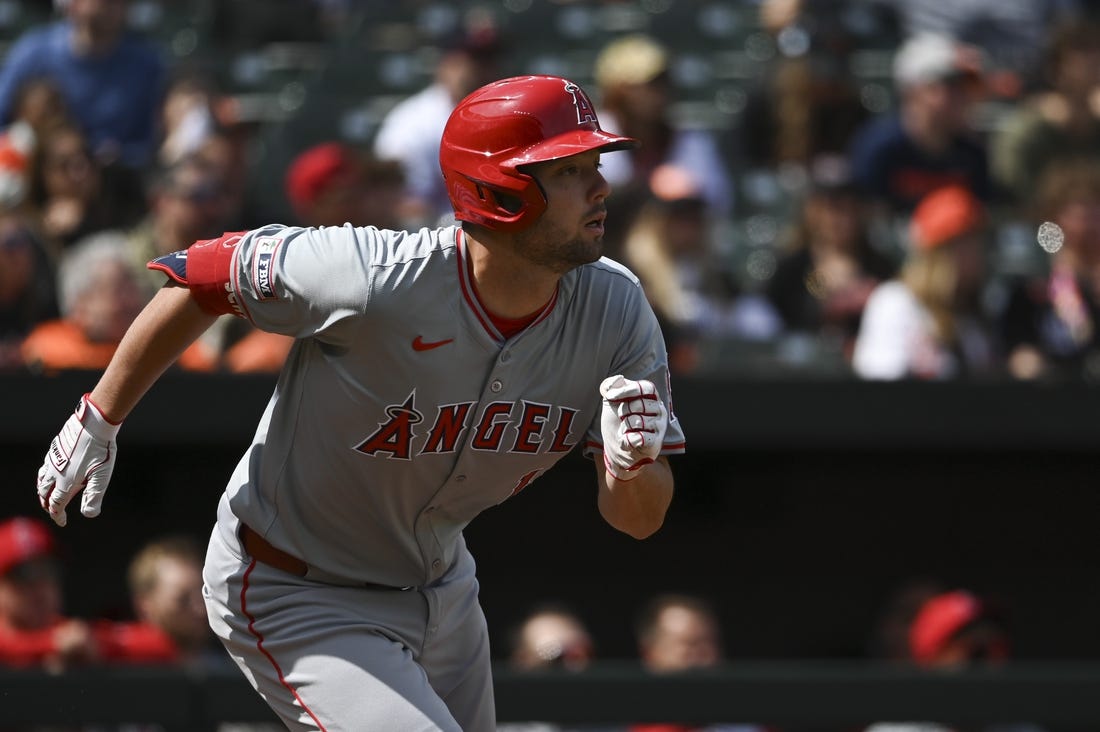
412, 336, 454, 352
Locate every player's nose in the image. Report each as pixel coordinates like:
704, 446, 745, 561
590, 169, 611, 201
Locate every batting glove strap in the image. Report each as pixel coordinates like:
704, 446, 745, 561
77, 394, 121, 441
599, 375, 668, 482
37, 394, 121, 527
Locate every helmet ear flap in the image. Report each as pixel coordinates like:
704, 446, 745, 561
495, 169, 546, 215
445, 169, 546, 233
495, 191, 524, 214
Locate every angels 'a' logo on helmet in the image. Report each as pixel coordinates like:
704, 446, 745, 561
563, 80, 597, 125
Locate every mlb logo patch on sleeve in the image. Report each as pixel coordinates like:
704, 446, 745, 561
252, 236, 283, 300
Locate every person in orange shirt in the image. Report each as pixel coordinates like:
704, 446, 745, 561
21, 230, 215, 373
0, 516, 178, 670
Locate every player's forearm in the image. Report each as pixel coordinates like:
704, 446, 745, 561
90, 284, 218, 423
598, 457, 673, 540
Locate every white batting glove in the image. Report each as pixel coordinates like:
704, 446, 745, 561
599, 375, 668, 481
36, 394, 121, 527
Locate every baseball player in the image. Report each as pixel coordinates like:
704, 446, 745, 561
35, 75, 686, 731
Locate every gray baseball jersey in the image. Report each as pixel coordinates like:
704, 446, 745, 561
171, 222, 685, 588
158, 221, 685, 730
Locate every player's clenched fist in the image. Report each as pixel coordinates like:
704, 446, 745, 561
599, 375, 668, 481
36, 394, 121, 527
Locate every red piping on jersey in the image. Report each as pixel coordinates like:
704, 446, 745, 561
526, 287, 558, 331
455, 228, 559, 340
456, 230, 497, 338
240, 559, 329, 731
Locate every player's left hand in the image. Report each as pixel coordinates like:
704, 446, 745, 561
36, 394, 120, 527
599, 375, 667, 481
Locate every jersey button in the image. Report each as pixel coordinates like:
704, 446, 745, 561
455, 475, 466, 482
490, 379, 503, 393
432, 559, 441, 569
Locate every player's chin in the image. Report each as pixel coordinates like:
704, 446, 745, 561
577, 234, 605, 263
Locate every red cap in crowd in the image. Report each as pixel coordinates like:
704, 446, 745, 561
908, 589, 985, 663
285, 142, 359, 213
0, 517, 56, 577
909, 184, 985, 250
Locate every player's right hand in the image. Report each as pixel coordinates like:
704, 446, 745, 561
36, 394, 121, 527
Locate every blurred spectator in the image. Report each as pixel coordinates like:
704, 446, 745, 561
20, 231, 216, 373
500, 603, 615, 732
635, 594, 723, 675
507, 603, 596, 673
157, 71, 221, 168
357, 155, 410, 232
127, 534, 226, 668
372, 23, 503, 228
867, 0, 1083, 97
740, 2, 874, 172
124, 153, 289, 374
848, 33, 990, 224
126, 154, 235, 298
0, 0, 167, 170
0, 76, 70, 210
594, 34, 733, 220
197, 129, 252, 230
285, 141, 405, 229
618, 164, 775, 374
216, 326, 293, 374
990, 18, 1100, 206
998, 159, 1100, 381
866, 578, 946, 663
852, 184, 997, 380
0, 212, 58, 370
864, 589, 1043, 732
0, 516, 176, 671
26, 121, 145, 252
907, 590, 1010, 668
631, 594, 764, 732
0, 0, 165, 171
766, 155, 897, 358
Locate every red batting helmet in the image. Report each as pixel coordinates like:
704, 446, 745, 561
439, 75, 637, 232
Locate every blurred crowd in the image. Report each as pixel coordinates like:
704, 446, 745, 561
0, 513, 1030, 732
0, 0, 1099, 382
0, 2, 1090, 729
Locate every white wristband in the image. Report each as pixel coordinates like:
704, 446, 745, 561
77, 394, 121, 442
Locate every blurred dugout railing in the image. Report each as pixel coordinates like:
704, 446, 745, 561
2, 662, 1100, 729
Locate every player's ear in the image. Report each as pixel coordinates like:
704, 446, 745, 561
514, 163, 548, 205
494, 191, 524, 214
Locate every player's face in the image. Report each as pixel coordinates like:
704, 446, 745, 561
514, 150, 611, 274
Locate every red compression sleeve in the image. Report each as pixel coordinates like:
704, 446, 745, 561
185, 231, 248, 316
